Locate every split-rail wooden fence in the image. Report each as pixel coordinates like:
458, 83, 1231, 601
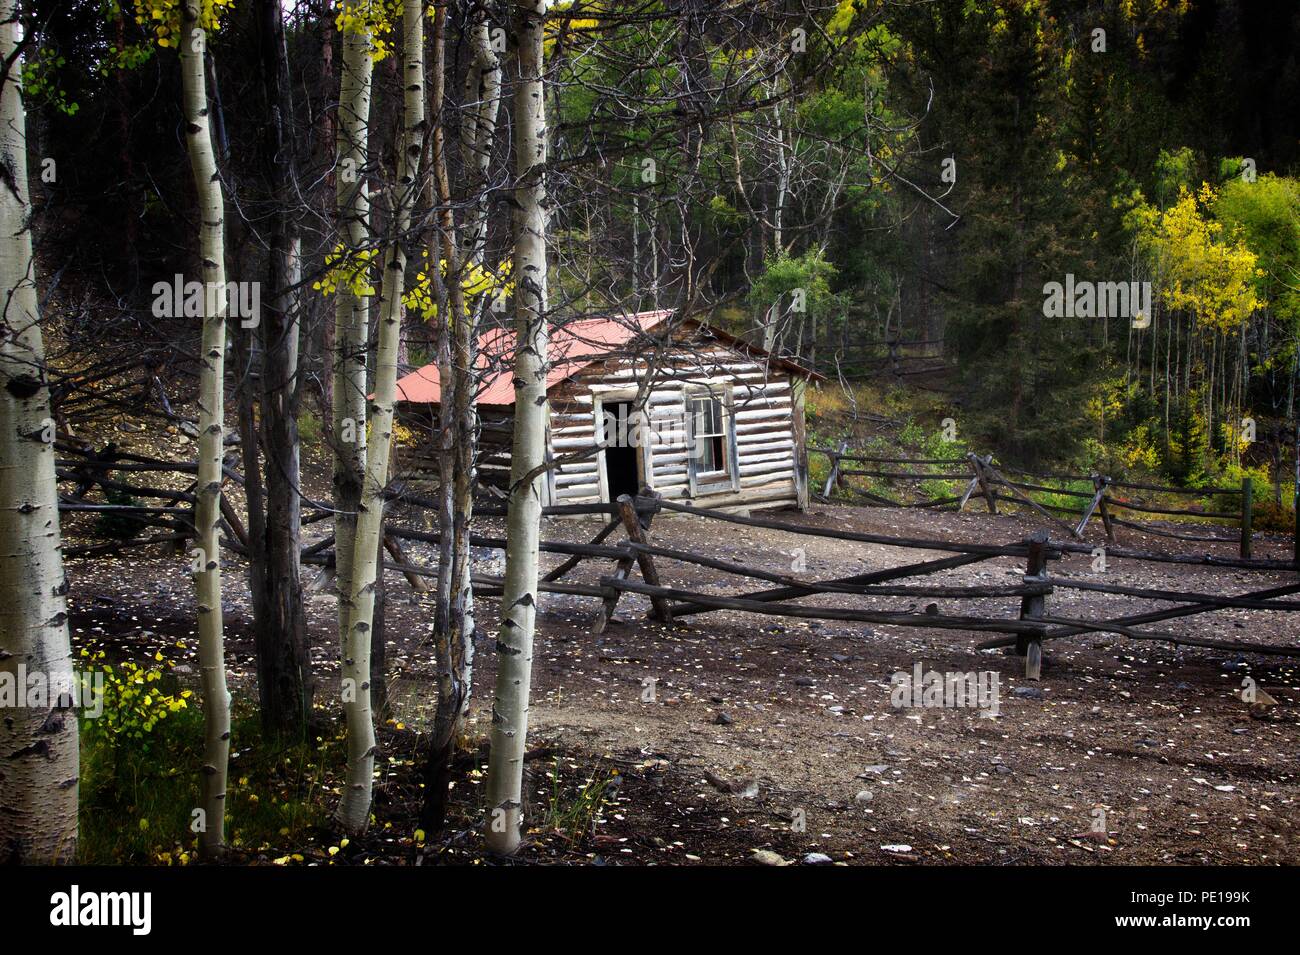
812, 444, 1286, 560
56, 443, 1300, 683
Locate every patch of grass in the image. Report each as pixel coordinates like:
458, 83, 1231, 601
1030, 478, 1096, 514
78, 692, 332, 864
1253, 496, 1297, 533
539, 758, 618, 845
297, 410, 323, 448
919, 478, 962, 501
808, 449, 832, 490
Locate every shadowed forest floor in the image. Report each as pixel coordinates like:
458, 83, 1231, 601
65, 493, 1300, 865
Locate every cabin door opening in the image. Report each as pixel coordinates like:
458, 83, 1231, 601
602, 400, 641, 501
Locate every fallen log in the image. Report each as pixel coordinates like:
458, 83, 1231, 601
62, 533, 189, 558
55, 469, 196, 504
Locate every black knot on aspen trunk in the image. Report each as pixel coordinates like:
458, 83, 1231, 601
5, 374, 42, 399
6, 739, 52, 760
495, 640, 520, 656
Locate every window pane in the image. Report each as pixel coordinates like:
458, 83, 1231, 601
697, 433, 718, 472
689, 394, 727, 476
691, 400, 708, 439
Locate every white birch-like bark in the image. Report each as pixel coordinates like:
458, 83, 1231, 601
445, 6, 502, 724
485, 0, 549, 856
179, 0, 231, 857
0, 1, 79, 863
419, 6, 505, 831
333, 1, 373, 646
335, 0, 424, 834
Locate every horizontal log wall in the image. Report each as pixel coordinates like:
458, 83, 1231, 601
548, 341, 801, 511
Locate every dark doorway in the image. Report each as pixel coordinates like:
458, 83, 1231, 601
603, 401, 640, 501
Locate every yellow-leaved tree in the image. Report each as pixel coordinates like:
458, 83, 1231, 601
1131, 183, 1263, 332
1126, 179, 1266, 473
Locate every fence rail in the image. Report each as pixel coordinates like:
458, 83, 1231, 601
810, 445, 1275, 558
57, 442, 1300, 682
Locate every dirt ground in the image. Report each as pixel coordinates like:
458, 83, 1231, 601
64, 498, 1300, 865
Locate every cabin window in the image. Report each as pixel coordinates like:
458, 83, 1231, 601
686, 388, 736, 493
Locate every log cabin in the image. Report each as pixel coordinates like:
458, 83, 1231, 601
394, 310, 821, 513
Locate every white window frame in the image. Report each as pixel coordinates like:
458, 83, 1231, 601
685, 384, 739, 496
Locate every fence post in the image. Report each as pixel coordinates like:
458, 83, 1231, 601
617, 493, 672, 623
1240, 477, 1253, 559
969, 453, 997, 515
1017, 531, 1049, 680
1095, 474, 1116, 543
1075, 473, 1106, 537
822, 440, 847, 497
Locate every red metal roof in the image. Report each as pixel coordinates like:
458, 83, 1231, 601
394, 309, 818, 406
396, 310, 670, 405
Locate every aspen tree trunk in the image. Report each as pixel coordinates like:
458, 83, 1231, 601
317, 15, 337, 413
421, 1, 503, 833
449, 0, 502, 740
259, 235, 309, 731
485, 0, 549, 856
0, 2, 79, 863
425, 1, 460, 834
333, 2, 373, 648
335, 0, 424, 834
254, 0, 311, 736
180, 1, 231, 856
